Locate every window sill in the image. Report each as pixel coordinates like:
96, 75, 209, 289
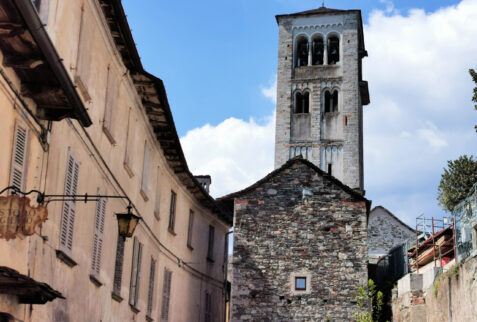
140, 189, 149, 202
89, 274, 103, 287
123, 162, 135, 178
56, 249, 77, 267
168, 228, 176, 236
111, 292, 123, 303
146, 315, 154, 322
187, 244, 194, 251
102, 125, 116, 145
129, 304, 140, 314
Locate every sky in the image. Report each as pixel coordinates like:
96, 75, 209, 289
123, 0, 477, 227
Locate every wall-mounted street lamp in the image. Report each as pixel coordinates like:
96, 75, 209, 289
116, 205, 140, 240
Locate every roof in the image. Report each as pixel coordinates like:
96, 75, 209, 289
0, 266, 64, 304
97, 1, 232, 225
217, 157, 371, 214
370, 206, 415, 233
0, 0, 92, 126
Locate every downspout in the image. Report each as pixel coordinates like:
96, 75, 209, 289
223, 229, 233, 322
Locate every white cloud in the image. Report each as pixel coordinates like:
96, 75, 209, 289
260, 76, 277, 104
180, 0, 477, 226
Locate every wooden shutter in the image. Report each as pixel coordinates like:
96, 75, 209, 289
154, 170, 161, 219
141, 142, 150, 194
60, 153, 79, 252
103, 65, 119, 137
147, 257, 156, 317
187, 210, 194, 247
91, 197, 107, 275
113, 236, 125, 295
207, 226, 215, 260
129, 237, 143, 307
161, 269, 172, 321
9, 123, 29, 193
168, 191, 176, 231
75, 7, 94, 86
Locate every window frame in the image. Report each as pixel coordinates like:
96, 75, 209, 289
295, 277, 307, 291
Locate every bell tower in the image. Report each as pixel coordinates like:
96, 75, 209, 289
274, 7, 369, 191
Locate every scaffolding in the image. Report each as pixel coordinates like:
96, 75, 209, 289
408, 215, 456, 273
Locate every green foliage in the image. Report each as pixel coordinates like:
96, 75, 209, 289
433, 274, 444, 297
354, 279, 384, 322
470, 69, 477, 132
438, 155, 477, 212
448, 262, 461, 278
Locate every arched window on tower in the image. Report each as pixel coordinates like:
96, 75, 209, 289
328, 35, 340, 65
312, 35, 324, 65
324, 91, 331, 113
332, 90, 338, 112
294, 91, 310, 113
295, 37, 309, 67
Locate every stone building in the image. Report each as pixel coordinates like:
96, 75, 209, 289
220, 158, 370, 320
368, 206, 415, 264
274, 6, 370, 191
0, 0, 231, 321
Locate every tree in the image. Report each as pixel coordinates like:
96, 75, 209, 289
470, 69, 477, 132
438, 155, 477, 212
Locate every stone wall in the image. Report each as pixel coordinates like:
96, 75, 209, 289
230, 160, 368, 321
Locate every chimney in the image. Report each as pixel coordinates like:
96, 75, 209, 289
194, 175, 212, 193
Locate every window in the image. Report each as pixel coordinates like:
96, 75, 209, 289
207, 225, 215, 261
129, 237, 143, 308
147, 257, 156, 318
168, 191, 176, 233
9, 122, 29, 193
324, 90, 338, 113
327, 35, 340, 65
141, 142, 150, 199
295, 37, 308, 67
59, 152, 80, 254
187, 210, 194, 249
204, 292, 212, 322
294, 91, 310, 114
295, 277, 307, 291
161, 268, 172, 321
112, 236, 125, 298
154, 169, 161, 220
123, 107, 135, 177
312, 35, 324, 65
91, 196, 107, 280
327, 164, 333, 176
103, 65, 119, 144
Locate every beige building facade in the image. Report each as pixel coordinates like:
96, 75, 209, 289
0, 0, 231, 321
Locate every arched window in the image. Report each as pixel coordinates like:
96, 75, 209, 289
324, 90, 339, 113
312, 35, 324, 65
332, 90, 338, 112
294, 91, 310, 113
327, 35, 340, 65
295, 37, 309, 67
324, 91, 331, 113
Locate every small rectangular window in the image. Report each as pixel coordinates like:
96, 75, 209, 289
168, 191, 176, 233
327, 163, 332, 176
187, 210, 194, 249
207, 225, 215, 261
295, 277, 306, 291
161, 268, 172, 321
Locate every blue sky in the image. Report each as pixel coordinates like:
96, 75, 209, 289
123, 0, 477, 227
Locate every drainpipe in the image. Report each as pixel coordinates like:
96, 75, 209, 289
223, 229, 233, 322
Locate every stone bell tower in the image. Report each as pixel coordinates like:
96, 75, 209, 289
274, 6, 369, 191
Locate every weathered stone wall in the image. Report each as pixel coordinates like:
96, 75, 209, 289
393, 256, 477, 321
231, 161, 368, 321
368, 206, 415, 262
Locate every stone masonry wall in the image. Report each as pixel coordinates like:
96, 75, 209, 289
231, 161, 368, 321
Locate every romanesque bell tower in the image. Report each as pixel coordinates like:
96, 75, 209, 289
274, 6, 369, 191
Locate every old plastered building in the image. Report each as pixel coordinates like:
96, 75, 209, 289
274, 6, 370, 191
220, 158, 370, 320
0, 0, 231, 321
